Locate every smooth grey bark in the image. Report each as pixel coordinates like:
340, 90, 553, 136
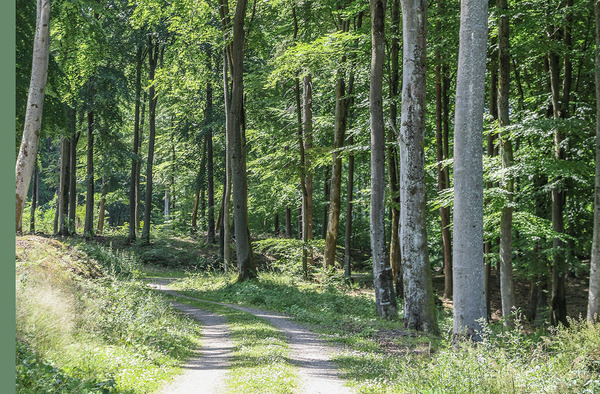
84, 111, 95, 238
587, 0, 600, 322
370, 0, 398, 320
129, 45, 143, 242
221, 0, 256, 280
497, 0, 516, 326
399, 0, 436, 331
15, 0, 51, 233
452, 0, 488, 341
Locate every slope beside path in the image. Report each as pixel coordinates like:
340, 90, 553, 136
147, 279, 353, 394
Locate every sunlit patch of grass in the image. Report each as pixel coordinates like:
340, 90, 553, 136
16, 236, 203, 393
160, 294, 298, 393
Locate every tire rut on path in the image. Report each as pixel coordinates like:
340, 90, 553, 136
148, 278, 353, 394
148, 285, 233, 394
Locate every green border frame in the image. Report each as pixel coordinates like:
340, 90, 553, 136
4, 0, 16, 392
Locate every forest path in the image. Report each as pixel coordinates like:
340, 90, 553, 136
147, 278, 353, 394
154, 298, 232, 394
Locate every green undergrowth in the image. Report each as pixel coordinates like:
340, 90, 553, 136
170, 272, 600, 393
160, 293, 298, 393
16, 235, 202, 393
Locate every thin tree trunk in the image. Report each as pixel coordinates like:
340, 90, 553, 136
388, 0, 402, 297
97, 177, 107, 234
274, 212, 280, 236
303, 73, 314, 273
222, 49, 233, 273
285, 206, 292, 238
436, 0, 452, 299
142, 39, 160, 244
15, 0, 51, 233
136, 95, 146, 233
452, 0, 489, 341
207, 81, 216, 243
58, 134, 70, 236
399, 0, 436, 331
29, 163, 38, 233
129, 45, 143, 242
344, 135, 354, 278
68, 106, 77, 235
498, 0, 516, 326
321, 167, 330, 239
371, 0, 397, 319
191, 188, 200, 234
587, 0, 600, 322
84, 111, 95, 238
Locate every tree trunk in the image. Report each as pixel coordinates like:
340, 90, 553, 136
324, 75, 348, 269
29, 163, 39, 233
399, 0, 436, 331
136, 95, 146, 233
129, 45, 143, 242
285, 205, 292, 238
498, 0, 516, 327
452, 0, 488, 341
274, 212, 280, 236
142, 39, 160, 244
344, 135, 354, 278
207, 82, 216, 243
436, 0, 452, 299
587, 0, 600, 322
15, 0, 51, 234
58, 135, 70, 236
68, 106, 78, 235
222, 50, 232, 271
191, 187, 200, 234
303, 73, 314, 273
84, 111, 95, 238
388, 0, 402, 297
370, 0, 398, 320
321, 167, 330, 239
97, 177, 108, 234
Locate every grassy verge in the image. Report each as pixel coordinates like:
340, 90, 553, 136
16, 236, 203, 393
169, 272, 600, 393
159, 292, 298, 393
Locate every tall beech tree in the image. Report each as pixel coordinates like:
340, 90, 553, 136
370, 0, 398, 319
497, 0, 516, 326
588, 0, 600, 322
16, 0, 51, 234
399, 0, 437, 331
452, 0, 488, 340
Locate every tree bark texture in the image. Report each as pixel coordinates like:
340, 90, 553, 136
84, 111, 95, 238
370, 0, 398, 320
587, 0, 600, 322
15, 0, 51, 233
497, 0, 516, 326
452, 0, 488, 341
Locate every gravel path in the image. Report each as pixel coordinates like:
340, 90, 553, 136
147, 284, 233, 394
147, 279, 352, 394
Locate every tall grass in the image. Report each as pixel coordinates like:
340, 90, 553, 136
16, 236, 202, 393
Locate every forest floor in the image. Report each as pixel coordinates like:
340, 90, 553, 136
147, 278, 352, 393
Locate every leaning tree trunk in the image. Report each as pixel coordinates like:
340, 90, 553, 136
497, 0, 516, 326
370, 0, 398, 320
15, 0, 51, 234
587, 0, 600, 322
84, 111, 95, 238
399, 0, 436, 331
452, 0, 489, 341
